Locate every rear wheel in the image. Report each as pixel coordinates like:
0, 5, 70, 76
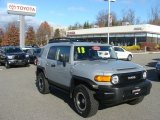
73, 84, 99, 118
127, 96, 144, 105
36, 72, 50, 94
127, 55, 132, 61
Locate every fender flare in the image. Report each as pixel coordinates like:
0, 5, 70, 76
70, 75, 98, 98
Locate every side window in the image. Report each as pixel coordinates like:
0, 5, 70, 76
39, 48, 44, 57
56, 46, 70, 62
47, 46, 57, 60
114, 47, 118, 51
27, 50, 32, 55
114, 47, 124, 52
118, 48, 124, 52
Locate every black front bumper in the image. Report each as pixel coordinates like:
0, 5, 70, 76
8, 59, 29, 66
95, 80, 152, 104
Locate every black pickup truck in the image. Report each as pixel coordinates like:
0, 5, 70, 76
0, 46, 29, 68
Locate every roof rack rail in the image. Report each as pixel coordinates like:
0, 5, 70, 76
48, 37, 85, 43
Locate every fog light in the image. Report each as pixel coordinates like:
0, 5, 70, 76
111, 75, 119, 84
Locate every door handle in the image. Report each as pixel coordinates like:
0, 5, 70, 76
51, 64, 56, 67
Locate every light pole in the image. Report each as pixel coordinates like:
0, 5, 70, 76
104, 0, 116, 44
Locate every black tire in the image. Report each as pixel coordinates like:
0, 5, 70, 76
157, 74, 160, 80
73, 84, 99, 118
127, 55, 132, 61
127, 96, 144, 105
36, 72, 50, 94
5, 61, 10, 69
25, 63, 30, 67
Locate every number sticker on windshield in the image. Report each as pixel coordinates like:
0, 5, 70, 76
92, 46, 100, 51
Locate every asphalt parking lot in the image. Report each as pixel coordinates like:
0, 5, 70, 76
0, 53, 160, 120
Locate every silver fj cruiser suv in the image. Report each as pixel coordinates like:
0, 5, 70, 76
36, 38, 152, 118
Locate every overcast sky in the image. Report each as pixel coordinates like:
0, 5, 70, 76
0, 0, 160, 28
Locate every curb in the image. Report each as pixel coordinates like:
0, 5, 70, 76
132, 52, 160, 55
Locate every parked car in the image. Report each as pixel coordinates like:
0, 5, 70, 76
36, 38, 151, 118
155, 61, 160, 79
27, 48, 41, 65
113, 46, 133, 61
0, 46, 29, 68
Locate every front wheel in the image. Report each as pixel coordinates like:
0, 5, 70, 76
5, 61, 10, 69
157, 74, 160, 80
34, 59, 38, 65
127, 96, 144, 105
73, 85, 99, 118
25, 63, 30, 67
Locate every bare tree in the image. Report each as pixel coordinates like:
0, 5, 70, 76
96, 9, 120, 27
122, 9, 137, 25
148, 6, 160, 25
68, 22, 83, 30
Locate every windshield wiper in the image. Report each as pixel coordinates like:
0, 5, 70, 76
101, 57, 117, 60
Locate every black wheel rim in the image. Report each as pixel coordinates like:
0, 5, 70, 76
75, 92, 86, 111
38, 77, 44, 91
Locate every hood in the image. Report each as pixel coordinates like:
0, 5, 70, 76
6, 52, 25, 56
72, 59, 144, 78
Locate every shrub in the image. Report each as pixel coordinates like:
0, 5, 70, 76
139, 42, 156, 51
122, 45, 140, 51
155, 44, 160, 50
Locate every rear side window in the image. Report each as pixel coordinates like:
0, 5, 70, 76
47, 46, 57, 60
47, 46, 70, 62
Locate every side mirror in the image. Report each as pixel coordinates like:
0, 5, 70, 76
59, 54, 67, 67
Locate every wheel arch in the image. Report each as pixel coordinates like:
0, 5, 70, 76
70, 76, 98, 98
36, 66, 46, 77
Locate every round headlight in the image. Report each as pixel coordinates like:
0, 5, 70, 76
143, 72, 147, 79
111, 75, 119, 84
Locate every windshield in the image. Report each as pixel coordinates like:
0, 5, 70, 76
5, 47, 23, 53
74, 46, 117, 61
34, 48, 41, 54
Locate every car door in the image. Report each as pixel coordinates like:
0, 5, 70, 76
46, 46, 72, 88
114, 47, 125, 59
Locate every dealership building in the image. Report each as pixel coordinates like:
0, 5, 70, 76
67, 24, 160, 46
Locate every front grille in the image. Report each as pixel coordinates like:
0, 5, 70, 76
15, 54, 25, 60
118, 71, 144, 86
